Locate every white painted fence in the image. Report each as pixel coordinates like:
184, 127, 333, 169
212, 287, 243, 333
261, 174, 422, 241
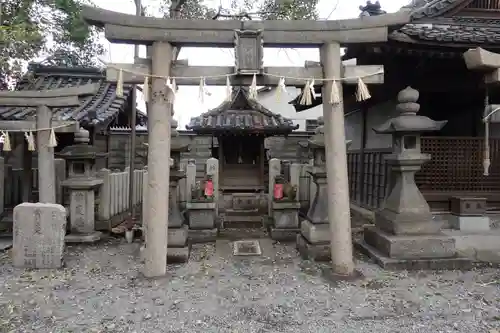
97, 167, 148, 221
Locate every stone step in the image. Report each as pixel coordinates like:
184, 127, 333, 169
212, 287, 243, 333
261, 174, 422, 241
224, 208, 260, 216
222, 214, 264, 228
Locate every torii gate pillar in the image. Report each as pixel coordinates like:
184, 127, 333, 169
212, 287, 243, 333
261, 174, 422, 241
143, 42, 173, 277
320, 43, 354, 275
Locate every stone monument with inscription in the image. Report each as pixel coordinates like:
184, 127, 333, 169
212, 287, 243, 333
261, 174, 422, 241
58, 128, 107, 243
13, 203, 67, 268
297, 117, 351, 260
357, 87, 471, 270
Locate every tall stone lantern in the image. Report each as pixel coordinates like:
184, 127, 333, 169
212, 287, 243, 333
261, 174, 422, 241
167, 111, 191, 262
359, 86, 471, 270
58, 128, 107, 243
296, 116, 351, 261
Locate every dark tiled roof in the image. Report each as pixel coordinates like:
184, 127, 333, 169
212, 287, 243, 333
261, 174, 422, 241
186, 87, 298, 134
358, 0, 500, 47
394, 22, 500, 46
0, 64, 139, 127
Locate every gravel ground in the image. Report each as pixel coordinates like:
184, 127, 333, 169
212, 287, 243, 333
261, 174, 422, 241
0, 235, 499, 333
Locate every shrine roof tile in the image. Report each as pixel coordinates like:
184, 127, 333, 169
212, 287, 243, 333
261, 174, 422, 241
0, 64, 145, 127
186, 87, 298, 134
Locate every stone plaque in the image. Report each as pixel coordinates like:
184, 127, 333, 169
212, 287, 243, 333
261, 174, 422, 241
234, 30, 263, 75
70, 190, 94, 234
13, 203, 66, 269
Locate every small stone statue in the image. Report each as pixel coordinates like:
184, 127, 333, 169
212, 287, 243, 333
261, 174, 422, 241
283, 182, 297, 201
191, 181, 204, 201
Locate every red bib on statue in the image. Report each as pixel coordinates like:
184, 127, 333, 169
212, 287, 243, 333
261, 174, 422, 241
273, 184, 283, 200
204, 180, 214, 197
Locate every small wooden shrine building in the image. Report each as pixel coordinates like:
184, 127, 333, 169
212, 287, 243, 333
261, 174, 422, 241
186, 87, 298, 192
292, 0, 500, 212
0, 54, 146, 208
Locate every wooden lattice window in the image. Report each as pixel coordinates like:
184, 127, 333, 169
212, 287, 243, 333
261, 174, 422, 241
416, 137, 500, 192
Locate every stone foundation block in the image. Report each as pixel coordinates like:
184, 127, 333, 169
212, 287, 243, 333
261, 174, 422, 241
187, 202, 216, 229
356, 241, 472, 270
375, 209, 442, 235
167, 245, 190, 263
364, 226, 456, 260
272, 201, 300, 229
168, 225, 188, 247
189, 228, 218, 243
449, 215, 490, 232
300, 220, 330, 244
296, 234, 331, 261
269, 228, 299, 241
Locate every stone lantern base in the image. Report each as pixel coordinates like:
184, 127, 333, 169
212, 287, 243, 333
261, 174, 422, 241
357, 227, 472, 270
296, 221, 331, 261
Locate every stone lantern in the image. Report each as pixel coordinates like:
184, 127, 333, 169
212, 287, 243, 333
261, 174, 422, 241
58, 128, 107, 243
296, 116, 351, 261
167, 110, 191, 262
358, 86, 471, 270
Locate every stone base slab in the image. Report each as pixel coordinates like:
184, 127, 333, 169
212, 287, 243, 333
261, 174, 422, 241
168, 225, 188, 247
364, 226, 456, 259
65, 231, 102, 243
449, 215, 490, 232
189, 228, 218, 243
167, 245, 190, 263
296, 234, 331, 261
269, 228, 299, 241
301, 220, 330, 244
356, 240, 472, 270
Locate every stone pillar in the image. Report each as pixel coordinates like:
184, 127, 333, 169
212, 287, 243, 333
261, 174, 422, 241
185, 159, 196, 203
54, 158, 66, 205
320, 42, 354, 275
58, 129, 104, 243
268, 158, 281, 216
206, 157, 219, 214
357, 87, 471, 270
167, 112, 190, 262
144, 42, 173, 277
13, 203, 66, 268
296, 117, 351, 261
37, 105, 56, 203
0, 157, 4, 215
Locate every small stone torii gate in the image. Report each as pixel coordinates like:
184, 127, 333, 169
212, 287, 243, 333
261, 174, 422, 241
82, 6, 409, 277
0, 84, 98, 204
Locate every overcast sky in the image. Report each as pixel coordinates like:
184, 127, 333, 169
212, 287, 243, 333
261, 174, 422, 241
96, 0, 408, 127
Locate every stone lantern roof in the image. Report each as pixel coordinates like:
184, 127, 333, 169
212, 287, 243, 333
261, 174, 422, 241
56, 128, 107, 160
373, 86, 447, 134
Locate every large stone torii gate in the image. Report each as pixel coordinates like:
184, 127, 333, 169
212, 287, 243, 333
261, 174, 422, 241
0, 84, 98, 203
82, 6, 409, 278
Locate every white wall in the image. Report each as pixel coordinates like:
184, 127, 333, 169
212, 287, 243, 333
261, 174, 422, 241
257, 87, 323, 131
